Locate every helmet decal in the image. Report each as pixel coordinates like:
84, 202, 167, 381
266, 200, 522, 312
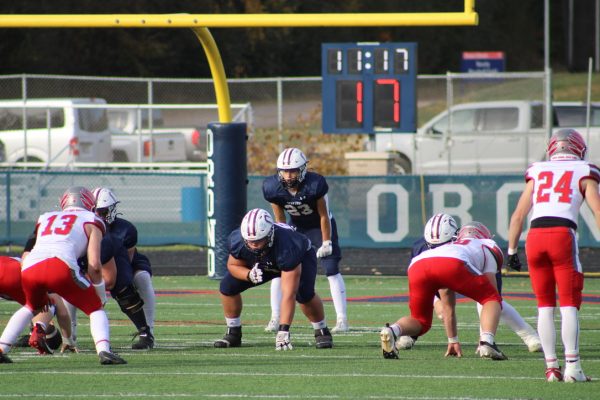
547, 128, 587, 160
60, 186, 95, 211
457, 221, 493, 240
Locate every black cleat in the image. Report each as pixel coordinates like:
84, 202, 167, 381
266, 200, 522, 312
132, 328, 155, 350
0, 351, 12, 363
314, 327, 333, 349
99, 351, 127, 365
14, 334, 31, 348
214, 326, 242, 348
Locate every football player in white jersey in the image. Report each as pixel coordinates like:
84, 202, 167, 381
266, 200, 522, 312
508, 128, 600, 382
380, 221, 507, 361
0, 186, 125, 365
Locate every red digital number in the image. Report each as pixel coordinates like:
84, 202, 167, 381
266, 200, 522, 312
535, 170, 574, 203
376, 78, 400, 123
355, 81, 363, 123
40, 214, 78, 236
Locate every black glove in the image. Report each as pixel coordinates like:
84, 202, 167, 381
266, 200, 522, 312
507, 253, 522, 272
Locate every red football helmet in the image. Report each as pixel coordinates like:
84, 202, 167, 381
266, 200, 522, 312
547, 128, 587, 160
60, 186, 95, 211
457, 221, 493, 240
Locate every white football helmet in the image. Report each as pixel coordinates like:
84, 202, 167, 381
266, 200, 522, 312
60, 186, 96, 211
241, 208, 275, 255
457, 221, 493, 240
93, 187, 120, 224
277, 147, 308, 189
424, 213, 458, 245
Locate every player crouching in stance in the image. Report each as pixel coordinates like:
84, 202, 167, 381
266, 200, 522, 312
380, 221, 507, 361
214, 208, 333, 350
0, 187, 125, 365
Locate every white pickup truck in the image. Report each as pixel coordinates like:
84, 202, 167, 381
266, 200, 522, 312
374, 100, 600, 174
108, 108, 188, 162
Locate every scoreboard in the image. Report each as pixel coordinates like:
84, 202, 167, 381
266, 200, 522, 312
321, 42, 417, 134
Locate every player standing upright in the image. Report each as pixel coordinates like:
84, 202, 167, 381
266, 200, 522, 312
262, 148, 348, 333
0, 186, 125, 365
508, 128, 599, 382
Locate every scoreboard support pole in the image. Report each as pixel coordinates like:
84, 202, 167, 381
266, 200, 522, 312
206, 122, 247, 279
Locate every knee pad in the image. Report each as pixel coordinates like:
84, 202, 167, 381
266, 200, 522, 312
113, 285, 145, 314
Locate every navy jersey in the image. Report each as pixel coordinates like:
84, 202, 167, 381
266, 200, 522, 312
229, 224, 311, 272
107, 217, 138, 250
263, 171, 329, 230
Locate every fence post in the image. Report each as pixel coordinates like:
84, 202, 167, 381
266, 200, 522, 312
206, 122, 247, 279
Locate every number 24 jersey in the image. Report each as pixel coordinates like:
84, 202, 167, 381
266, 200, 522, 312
526, 160, 600, 224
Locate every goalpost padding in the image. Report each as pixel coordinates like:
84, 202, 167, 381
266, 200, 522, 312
206, 122, 247, 278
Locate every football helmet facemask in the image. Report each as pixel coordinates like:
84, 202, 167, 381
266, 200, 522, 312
60, 186, 96, 211
241, 208, 275, 256
93, 187, 120, 224
277, 148, 308, 189
457, 221, 493, 241
547, 128, 587, 160
424, 213, 458, 246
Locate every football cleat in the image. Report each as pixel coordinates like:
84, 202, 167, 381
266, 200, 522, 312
29, 323, 53, 355
331, 318, 349, 334
564, 367, 591, 383
214, 326, 242, 348
14, 333, 31, 348
523, 334, 542, 353
396, 335, 416, 350
380, 323, 399, 359
132, 329, 155, 350
0, 350, 12, 364
99, 351, 127, 365
545, 367, 563, 382
478, 341, 507, 360
314, 327, 333, 349
264, 318, 279, 333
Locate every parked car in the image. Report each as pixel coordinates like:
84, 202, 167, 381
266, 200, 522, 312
108, 108, 203, 162
0, 98, 113, 164
107, 108, 187, 162
374, 100, 600, 174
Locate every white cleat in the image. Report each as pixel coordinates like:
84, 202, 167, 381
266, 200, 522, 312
264, 318, 279, 333
478, 341, 508, 360
564, 367, 591, 383
396, 335, 416, 350
331, 318, 349, 333
380, 324, 398, 359
523, 334, 542, 353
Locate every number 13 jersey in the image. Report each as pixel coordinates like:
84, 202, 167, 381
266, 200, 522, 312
22, 209, 105, 273
526, 160, 600, 225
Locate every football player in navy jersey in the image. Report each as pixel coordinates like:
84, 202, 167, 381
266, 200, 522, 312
92, 188, 156, 350
262, 148, 348, 333
214, 208, 333, 350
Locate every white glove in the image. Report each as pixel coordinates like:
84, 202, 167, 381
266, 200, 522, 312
275, 330, 293, 351
316, 240, 333, 258
247, 264, 264, 284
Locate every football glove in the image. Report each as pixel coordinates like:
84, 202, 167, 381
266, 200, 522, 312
507, 253, 522, 272
316, 240, 333, 258
247, 264, 264, 284
275, 330, 293, 351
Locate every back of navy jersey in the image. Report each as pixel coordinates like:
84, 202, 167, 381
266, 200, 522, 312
262, 172, 328, 230
108, 217, 138, 249
229, 224, 311, 271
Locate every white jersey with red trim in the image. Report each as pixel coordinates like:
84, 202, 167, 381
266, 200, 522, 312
22, 208, 105, 272
526, 160, 600, 224
409, 238, 503, 275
